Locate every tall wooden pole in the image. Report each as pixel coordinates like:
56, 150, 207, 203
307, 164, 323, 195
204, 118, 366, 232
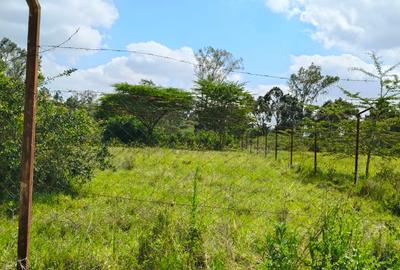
17, 1, 41, 269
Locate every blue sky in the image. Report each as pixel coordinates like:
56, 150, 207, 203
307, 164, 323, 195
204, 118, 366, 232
74, 0, 332, 87
2, 0, 399, 99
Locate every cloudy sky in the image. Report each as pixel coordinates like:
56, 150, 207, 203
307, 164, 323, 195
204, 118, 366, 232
2, 0, 399, 100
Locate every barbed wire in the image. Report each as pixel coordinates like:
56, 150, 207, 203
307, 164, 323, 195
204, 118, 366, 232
39, 44, 378, 83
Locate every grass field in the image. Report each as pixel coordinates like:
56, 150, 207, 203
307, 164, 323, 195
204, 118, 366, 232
1, 148, 399, 269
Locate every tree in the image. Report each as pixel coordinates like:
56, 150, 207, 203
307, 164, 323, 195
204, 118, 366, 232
98, 83, 193, 142
253, 96, 272, 134
279, 94, 303, 130
316, 99, 357, 123
0, 38, 107, 200
344, 53, 400, 178
195, 46, 243, 82
288, 63, 339, 108
194, 79, 254, 148
351, 52, 400, 98
0, 38, 27, 80
261, 87, 285, 160
314, 99, 357, 155
257, 88, 304, 161
65, 90, 98, 111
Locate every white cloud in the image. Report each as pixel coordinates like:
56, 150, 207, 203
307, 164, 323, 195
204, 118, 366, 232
250, 84, 289, 97
265, 0, 400, 58
288, 54, 385, 99
44, 41, 196, 93
263, 1, 400, 100
0, 0, 118, 61
289, 54, 375, 80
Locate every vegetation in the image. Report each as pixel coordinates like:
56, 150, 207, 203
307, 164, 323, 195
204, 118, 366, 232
1, 148, 399, 269
0, 38, 107, 200
98, 81, 193, 143
1, 36, 399, 269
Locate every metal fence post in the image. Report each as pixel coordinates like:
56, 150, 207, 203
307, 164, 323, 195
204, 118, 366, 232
354, 107, 371, 185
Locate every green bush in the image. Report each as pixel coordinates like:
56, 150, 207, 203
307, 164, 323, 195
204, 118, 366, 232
34, 94, 108, 192
359, 166, 400, 216
102, 116, 147, 145
261, 221, 300, 270
0, 72, 24, 200
0, 86, 108, 200
137, 211, 205, 270
308, 208, 377, 269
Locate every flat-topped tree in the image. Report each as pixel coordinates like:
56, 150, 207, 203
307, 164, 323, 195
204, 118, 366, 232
98, 82, 193, 143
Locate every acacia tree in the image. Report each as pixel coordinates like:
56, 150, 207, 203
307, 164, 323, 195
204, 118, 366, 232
195, 46, 243, 83
194, 79, 254, 148
315, 99, 358, 155
344, 53, 400, 177
98, 83, 193, 143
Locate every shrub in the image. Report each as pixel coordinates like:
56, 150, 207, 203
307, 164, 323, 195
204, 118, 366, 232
308, 208, 377, 269
0, 89, 108, 200
261, 221, 300, 270
102, 116, 147, 145
34, 95, 108, 192
137, 211, 205, 270
359, 166, 400, 216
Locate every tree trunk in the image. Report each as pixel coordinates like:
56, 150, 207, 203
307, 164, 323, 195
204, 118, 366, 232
365, 150, 371, 178
275, 128, 278, 161
264, 131, 268, 158
314, 129, 317, 174
256, 136, 259, 154
290, 128, 294, 167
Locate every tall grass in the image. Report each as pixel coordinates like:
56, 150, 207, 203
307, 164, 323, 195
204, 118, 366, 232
0, 148, 399, 269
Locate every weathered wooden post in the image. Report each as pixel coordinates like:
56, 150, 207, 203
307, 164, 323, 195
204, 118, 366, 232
17, 1, 41, 269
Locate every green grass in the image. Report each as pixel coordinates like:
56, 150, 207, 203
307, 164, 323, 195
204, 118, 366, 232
1, 148, 399, 269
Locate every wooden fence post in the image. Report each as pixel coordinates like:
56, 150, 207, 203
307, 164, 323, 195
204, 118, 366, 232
17, 1, 41, 269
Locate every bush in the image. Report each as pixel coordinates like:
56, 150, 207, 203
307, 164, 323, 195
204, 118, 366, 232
137, 211, 205, 270
308, 208, 377, 269
359, 166, 400, 216
34, 95, 108, 192
0, 88, 108, 200
0, 72, 24, 200
261, 221, 300, 270
102, 116, 147, 145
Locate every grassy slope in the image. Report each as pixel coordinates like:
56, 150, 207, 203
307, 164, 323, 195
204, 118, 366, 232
1, 148, 399, 269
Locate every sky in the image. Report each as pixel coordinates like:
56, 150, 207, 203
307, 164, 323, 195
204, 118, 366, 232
1, 0, 400, 101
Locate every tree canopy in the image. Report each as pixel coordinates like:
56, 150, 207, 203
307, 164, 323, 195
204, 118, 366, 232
98, 83, 193, 141
288, 63, 339, 106
195, 46, 243, 82
194, 78, 254, 144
